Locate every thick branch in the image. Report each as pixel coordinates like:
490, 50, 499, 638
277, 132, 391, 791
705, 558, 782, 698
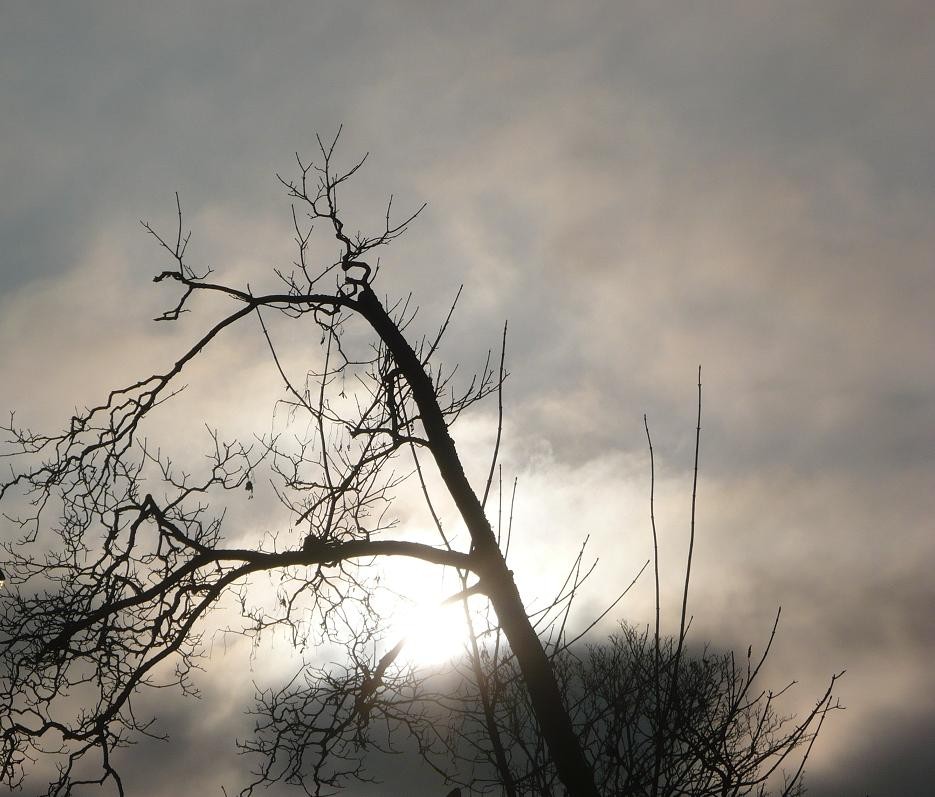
352, 284, 601, 797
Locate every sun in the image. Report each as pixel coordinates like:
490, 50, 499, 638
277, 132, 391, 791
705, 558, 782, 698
393, 598, 471, 667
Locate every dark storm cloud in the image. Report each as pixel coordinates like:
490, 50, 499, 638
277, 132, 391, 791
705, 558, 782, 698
2, 1, 934, 794
808, 710, 935, 796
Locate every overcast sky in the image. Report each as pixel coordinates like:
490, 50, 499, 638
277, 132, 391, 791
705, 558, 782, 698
2, 2, 934, 795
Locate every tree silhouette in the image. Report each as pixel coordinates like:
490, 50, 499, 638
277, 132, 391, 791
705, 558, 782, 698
365, 378, 841, 796
0, 134, 599, 796
0, 134, 839, 797
420, 619, 840, 796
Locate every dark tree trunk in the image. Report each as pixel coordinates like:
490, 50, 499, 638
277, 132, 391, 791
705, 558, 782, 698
356, 287, 601, 797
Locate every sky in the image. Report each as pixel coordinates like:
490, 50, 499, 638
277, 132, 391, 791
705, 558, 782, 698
1, 1, 934, 794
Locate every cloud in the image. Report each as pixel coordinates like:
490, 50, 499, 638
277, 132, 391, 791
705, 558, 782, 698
3, 1, 934, 793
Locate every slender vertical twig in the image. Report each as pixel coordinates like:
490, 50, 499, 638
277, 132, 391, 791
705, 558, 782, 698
678, 365, 702, 653
645, 414, 663, 797
655, 367, 702, 795
482, 322, 508, 509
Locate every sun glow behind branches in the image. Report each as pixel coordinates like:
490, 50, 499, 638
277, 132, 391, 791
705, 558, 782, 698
391, 595, 472, 667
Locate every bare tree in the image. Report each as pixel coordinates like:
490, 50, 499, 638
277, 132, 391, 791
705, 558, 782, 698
0, 136, 841, 797
423, 617, 840, 796
391, 382, 842, 796
0, 134, 602, 796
